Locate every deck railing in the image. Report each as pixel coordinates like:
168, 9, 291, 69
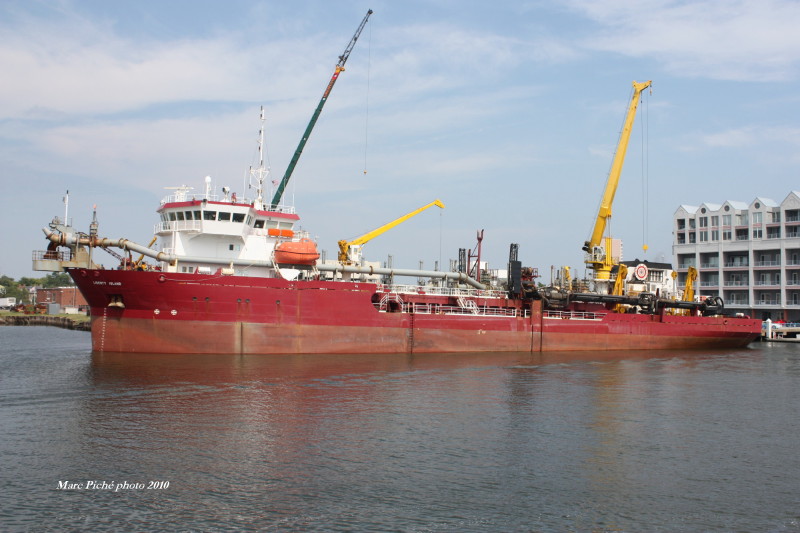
154, 220, 203, 233
376, 283, 507, 299
543, 310, 607, 320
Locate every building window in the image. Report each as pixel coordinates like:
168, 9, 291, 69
677, 233, 686, 244
753, 212, 762, 224
722, 214, 732, 226
767, 227, 781, 239
711, 230, 719, 241
753, 228, 762, 239
699, 217, 708, 227
689, 219, 696, 229
722, 230, 731, 241
689, 232, 696, 244
772, 211, 781, 223
677, 219, 686, 230
711, 216, 719, 227
736, 213, 749, 226
699, 231, 708, 242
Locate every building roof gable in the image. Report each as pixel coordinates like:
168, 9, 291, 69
675, 205, 699, 215
781, 191, 800, 208
751, 197, 778, 208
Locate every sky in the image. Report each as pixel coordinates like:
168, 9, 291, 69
2, 0, 799, 281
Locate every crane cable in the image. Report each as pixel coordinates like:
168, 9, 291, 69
363, 20, 372, 175
641, 88, 650, 255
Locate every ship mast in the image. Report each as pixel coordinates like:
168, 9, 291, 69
249, 106, 270, 211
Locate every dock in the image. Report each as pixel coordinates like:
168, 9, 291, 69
761, 320, 800, 342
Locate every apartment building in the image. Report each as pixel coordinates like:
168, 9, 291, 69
673, 191, 800, 321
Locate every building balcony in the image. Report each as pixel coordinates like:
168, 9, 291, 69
723, 280, 749, 286
753, 260, 781, 267
699, 263, 720, 269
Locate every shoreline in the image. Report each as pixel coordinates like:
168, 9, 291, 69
0, 315, 91, 331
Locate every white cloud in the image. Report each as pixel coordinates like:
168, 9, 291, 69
702, 127, 756, 148
565, 0, 800, 81
0, 7, 350, 118
699, 125, 800, 148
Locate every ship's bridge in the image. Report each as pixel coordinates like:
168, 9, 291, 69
152, 181, 307, 274
154, 200, 299, 238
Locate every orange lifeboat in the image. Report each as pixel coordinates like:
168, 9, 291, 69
273, 238, 320, 265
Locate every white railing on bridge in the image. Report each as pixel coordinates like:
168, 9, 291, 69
154, 220, 203, 233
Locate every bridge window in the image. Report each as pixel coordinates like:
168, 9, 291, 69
203, 211, 216, 221
232, 213, 245, 223
218, 212, 231, 221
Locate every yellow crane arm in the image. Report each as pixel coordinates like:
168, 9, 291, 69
611, 264, 628, 296
134, 236, 158, 268
338, 199, 445, 263
683, 266, 697, 302
583, 80, 652, 276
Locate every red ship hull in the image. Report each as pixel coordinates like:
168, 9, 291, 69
70, 269, 762, 354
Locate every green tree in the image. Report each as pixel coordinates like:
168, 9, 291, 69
0, 275, 30, 304
41, 272, 74, 287
18, 277, 43, 287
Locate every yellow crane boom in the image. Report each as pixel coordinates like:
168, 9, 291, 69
683, 266, 697, 302
583, 80, 652, 280
338, 199, 445, 263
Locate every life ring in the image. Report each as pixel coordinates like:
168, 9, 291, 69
634, 263, 649, 281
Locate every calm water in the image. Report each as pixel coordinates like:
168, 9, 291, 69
1, 326, 799, 532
